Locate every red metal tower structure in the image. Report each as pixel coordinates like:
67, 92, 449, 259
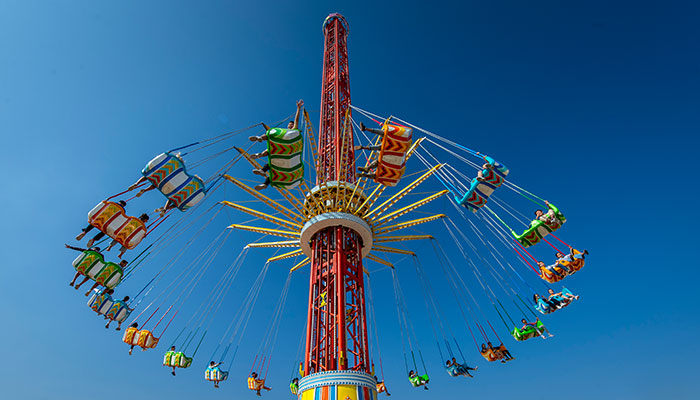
304, 13, 371, 375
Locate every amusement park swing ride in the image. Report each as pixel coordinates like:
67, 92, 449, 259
67, 13, 588, 399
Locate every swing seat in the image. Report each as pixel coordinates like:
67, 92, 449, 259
122, 327, 159, 349
556, 249, 586, 274
408, 374, 429, 387
163, 351, 193, 368
205, 367, 229, 382
87, 201, 147, 249
539, 263, 567, 283
72, 250, 123, 289
375, 381, 387, 394
511, 320, 545, 341
248, 377, 266, 391
142, 152, 207, 211
480, 345, 507, 362
87, 289, 113, 315
533, 287, 576, 314
87, 290, 131, 322
445, 364, 469, 377
265, 128, 304, 189
536, 287, 576, 315
513, 204, 565, 247
375, 124, 413, 187
456, 156, 509, 212
535, 298, 556, 314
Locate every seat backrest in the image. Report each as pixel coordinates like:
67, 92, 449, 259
142, 152, 207, 211
266, 128, 305, 188
87, 201, 147, 249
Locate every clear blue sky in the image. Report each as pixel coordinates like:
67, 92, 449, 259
2, 1, 699, 399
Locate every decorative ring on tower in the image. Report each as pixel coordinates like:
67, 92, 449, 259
300, 212, 373, 258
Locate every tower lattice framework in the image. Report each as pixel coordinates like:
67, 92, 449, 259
304, 13, 370, 375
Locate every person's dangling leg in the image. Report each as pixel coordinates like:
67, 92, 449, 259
76, 224, 94, 241
355, 145, 382, 151
360, 122, 385, 137
75, 276, 90, 290
70, 272, 82, 286
255, 178, 271, 191
85, 282, 100, 296
106, 239, 118, 252
251, 150, 269, 159
358, 160, 378, 172
253, 164, 270, 177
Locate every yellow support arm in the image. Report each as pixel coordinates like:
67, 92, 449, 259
290, 257, 311, 272
372, 190, 449, 227
335, 110, 352, 211
355, 182, 386, 217
303, 109, 320, 180
298, 180, 325, 216
373, 234, 434, 243
371, 245, 416, 256
366, 253, 395, 269
364, 164, 444, 220
223, 174, 302, 223
233, 147, 310, 218
267, 248, 304, 263
220, 201, 301, 230
228, 224, 299, 239
404, 136, 425, 161
374, 214, 446, 235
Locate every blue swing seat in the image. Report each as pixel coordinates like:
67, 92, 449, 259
456, 156, 509, 212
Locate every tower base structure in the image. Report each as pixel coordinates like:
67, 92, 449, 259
298, 370, 377, 400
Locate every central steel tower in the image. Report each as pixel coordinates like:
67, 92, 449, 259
297, 12, 377, 400
305, 13, 369, 374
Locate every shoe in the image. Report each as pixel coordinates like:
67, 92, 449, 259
171, 371, 176, 376
255, 183, 268, 191
86, 239, 95, 247
249, 135, 262, 142
116, 327, 121, 331
253, 169, 267, 177
584, 250, 589, 255
69, 282, 74, 286
76, 232, 86, 241
358, 166, 370, 172
360, 122, 366, 131
501, 360, 506, 363
129, 349, 133, 355
354, 145, 364, 151
474, 366, 478, 370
